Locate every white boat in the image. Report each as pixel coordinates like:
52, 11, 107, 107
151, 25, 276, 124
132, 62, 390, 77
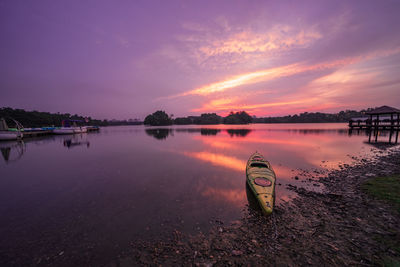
0, 131, 23, 140
0, 118, 23, 141
74, 126, 87, 133
53, 127, 76, 135
53, 120, 88, 135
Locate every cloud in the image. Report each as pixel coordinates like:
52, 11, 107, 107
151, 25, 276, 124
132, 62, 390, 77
173, 22, 323, 71
164, 46, 400, 115
164, 57, 355, 100
198, 25, 321, 58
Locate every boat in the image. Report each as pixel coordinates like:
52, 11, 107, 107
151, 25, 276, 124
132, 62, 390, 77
246, 152, 276, 215
0, 118, 23, 141
0, 131, 23, 140
53, 120, 87, 135
74, 126, 87, 133
85, 125, 100, 132
53, 127, 76, 135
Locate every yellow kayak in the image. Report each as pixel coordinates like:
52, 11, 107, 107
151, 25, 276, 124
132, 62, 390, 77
246, 152, 276, 215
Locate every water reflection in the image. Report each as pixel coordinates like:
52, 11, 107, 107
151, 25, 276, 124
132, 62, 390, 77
201, 129, 220, 136
145, 127, 357, 141
1, 124, 397, 265
63, 139, 90, 149
0, 141, 25, 163
146, 128, 224, 140
348, 128, 399, 147
145, 128, 173, 140
226, 129, 252, 137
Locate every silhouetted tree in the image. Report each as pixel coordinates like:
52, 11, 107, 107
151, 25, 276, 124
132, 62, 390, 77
224, 111, 253, 124
144, 110, 173, 126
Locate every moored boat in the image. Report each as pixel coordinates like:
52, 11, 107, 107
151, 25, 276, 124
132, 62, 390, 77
53, 120, 87, 135
53, 127, 76, 135
0, 131, 23, 140
74, 126, 87, 133
246, 152, 276, 215
0, 118, 23, 141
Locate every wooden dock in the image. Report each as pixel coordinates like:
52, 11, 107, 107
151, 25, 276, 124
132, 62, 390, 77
349, 106, 400, 144
22, 130, 54, 138
348, 120, 400, 130
349, 105, 400, 130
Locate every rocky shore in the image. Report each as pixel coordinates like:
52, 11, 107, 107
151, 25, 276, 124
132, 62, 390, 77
111, 148, 400, 266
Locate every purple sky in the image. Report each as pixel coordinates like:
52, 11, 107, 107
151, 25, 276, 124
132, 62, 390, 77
1, 0, 400, 119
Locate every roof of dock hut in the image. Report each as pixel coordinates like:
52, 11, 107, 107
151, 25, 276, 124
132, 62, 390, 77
366, 105, 400, 115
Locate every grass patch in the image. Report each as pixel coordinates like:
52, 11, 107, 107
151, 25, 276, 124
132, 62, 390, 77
361, 174, 400, 213
362, 174, 400, 266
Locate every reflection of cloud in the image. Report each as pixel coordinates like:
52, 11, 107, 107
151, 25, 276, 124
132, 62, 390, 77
197, 138, 239, 150
273, 165, 294, 180
201, 187, 245, 207
182, 151, 246, 172
225, 136, 309, 147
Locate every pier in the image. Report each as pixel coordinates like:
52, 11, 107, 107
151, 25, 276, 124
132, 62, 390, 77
349, 106, 400, 130
0, 118, 100, 141
349, 106, 400, 144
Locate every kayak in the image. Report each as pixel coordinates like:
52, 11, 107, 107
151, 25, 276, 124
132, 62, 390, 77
246, 152, 276, 215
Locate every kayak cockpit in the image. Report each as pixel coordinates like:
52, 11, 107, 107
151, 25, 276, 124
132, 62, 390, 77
250, 162, 269, 168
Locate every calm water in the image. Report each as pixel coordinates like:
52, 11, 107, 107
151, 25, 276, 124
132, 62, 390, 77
0, 123, 396, 264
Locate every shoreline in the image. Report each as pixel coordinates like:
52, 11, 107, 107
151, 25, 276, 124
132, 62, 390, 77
110, 147, 400, 266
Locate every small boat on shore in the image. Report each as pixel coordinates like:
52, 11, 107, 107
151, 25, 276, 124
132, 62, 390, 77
246, 152, 276, 215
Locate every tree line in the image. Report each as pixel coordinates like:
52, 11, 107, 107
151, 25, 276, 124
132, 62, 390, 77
1, 107, 374, 127
0, 107, 142, 127
144, 111, 253, 126
144, 109, 372, 126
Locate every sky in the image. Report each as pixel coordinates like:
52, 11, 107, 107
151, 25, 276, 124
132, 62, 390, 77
1, 0, 400, 120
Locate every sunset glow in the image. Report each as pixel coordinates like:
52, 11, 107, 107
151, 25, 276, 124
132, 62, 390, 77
1, 1, 399, 118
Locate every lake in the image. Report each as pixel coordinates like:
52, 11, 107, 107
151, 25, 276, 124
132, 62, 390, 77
0, 123, 394, 265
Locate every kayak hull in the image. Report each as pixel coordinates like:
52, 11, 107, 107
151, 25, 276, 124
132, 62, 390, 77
246, 152, 276, 215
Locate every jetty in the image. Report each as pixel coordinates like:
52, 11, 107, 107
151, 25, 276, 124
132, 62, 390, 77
349, 106, 400, 144
0, 117, 100, 141
349, 105, 400, 130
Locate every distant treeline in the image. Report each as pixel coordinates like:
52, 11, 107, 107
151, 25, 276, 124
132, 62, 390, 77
254, 110, 371, 123
1, 107, 374, 128
144, 109, 372, 126
0, 107, 142, 127
145, 111, 252, 126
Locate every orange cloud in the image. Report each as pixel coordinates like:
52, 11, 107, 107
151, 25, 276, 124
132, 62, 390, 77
183, 64, 300, 96
193, 98, 308, 113
167, 57, 355, 101
198, 25, 322, 58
